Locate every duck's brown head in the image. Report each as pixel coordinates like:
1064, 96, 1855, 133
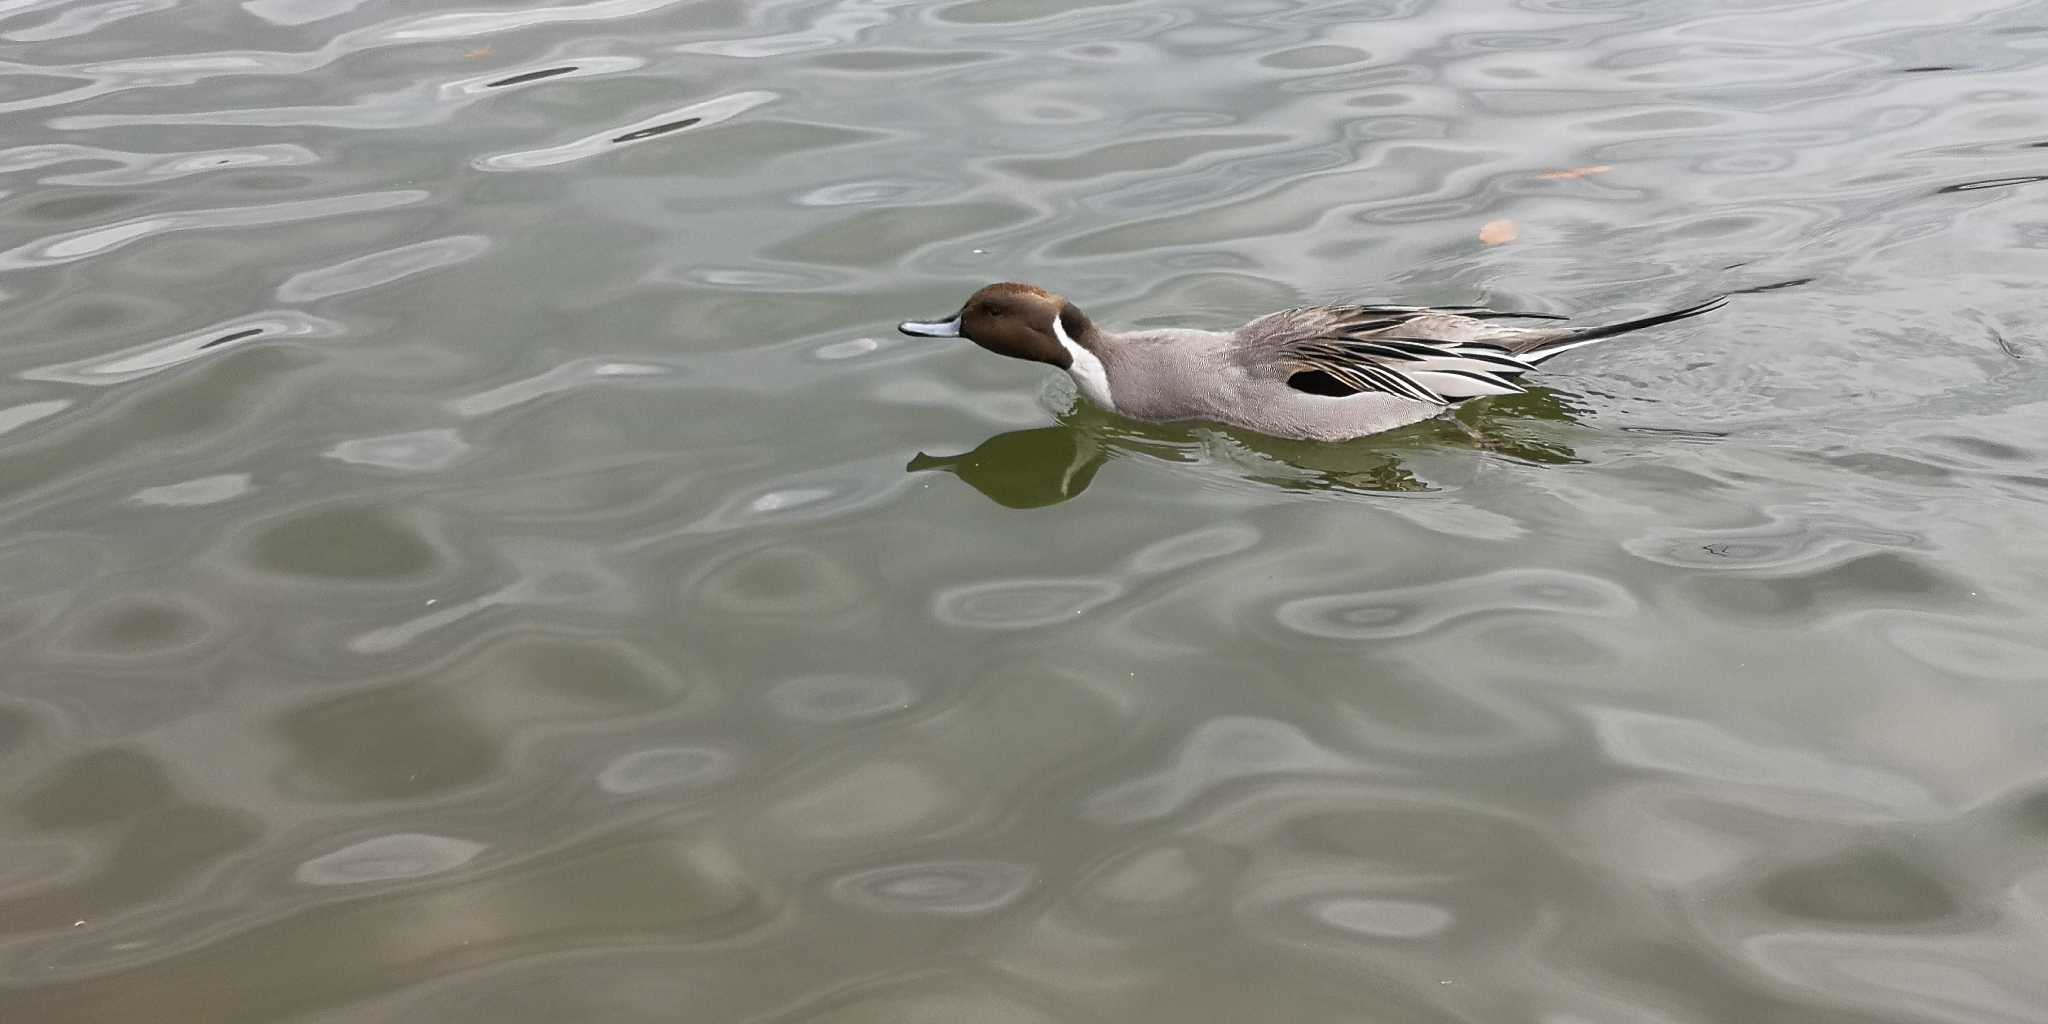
898, 282, 1095, 368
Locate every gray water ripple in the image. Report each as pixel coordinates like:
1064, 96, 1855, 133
1, 0, 180, 42
1122, 522, 1262, 575
324, 429, 470, 472
474, 90, 779, 171
673, 0, 899, 59
240, 0, 375, 28
0, 399, 70, 438
1739, 929, 2048, 1024
1590, 706, 1937, 815
278, 235, 489, 302
794, 178, 955, 207
596, 745, 736, 795
765, 673, 917, 724
128, 472, 253, 507
929, 576, 1125, 629
0, 190, 427, 270
675, 463, 915, 535
21, 311, 344, 384
447, 359, 674, 418
1875, 615, 2048, 683
1273, 567, 1638, 641
1, 1, 681, 114
825, 859, 1036, 916
0, 143, 321, 185
360, 0, 690, 43
1624, 506, 1924, 570
1085, 716, 1387, 825
294, 833, 485, 886
1312, 896, 1455, 939
347, 538, 637, 653
51, 57, 647, 132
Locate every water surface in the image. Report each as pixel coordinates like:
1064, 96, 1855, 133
4, 0, 2048, 1020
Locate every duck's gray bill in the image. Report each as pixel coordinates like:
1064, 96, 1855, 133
898, 315, 962, 338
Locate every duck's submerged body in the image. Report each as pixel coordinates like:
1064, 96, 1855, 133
899, 284, 1725, 442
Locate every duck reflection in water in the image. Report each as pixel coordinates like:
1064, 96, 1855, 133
908, 387, 1587, 508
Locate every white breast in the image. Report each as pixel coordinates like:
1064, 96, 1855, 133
1053, 314, 1114, 409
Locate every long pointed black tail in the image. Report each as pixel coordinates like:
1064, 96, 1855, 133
1516, 295, 1728, 364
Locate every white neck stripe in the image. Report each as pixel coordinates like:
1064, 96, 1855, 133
1052, 314, 1113, 409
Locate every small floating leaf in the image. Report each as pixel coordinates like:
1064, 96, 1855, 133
198, 327, 264, 351
1990, 327, 2022, 360
1478, 220, 1518, 246
1727, 277, 1814, 296
1935, 175, 2048, 194
1538, 164, 1612, 181
487, 66, 578, 88
612, 117, 702, 144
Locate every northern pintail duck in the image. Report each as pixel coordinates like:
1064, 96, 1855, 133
899, 283, 1726, 441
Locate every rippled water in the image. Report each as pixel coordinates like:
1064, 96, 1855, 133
4, 0, 2048, 1019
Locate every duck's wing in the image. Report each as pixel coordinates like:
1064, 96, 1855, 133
1246, 296, 1726, 403
1244, 304, 1560, 404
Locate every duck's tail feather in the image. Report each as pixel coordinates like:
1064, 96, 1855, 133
1513, 295, 1728, 364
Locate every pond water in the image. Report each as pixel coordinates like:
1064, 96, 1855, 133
4, 0, 2048, 1020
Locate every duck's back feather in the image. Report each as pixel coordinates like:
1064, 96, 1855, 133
1241, 296, 1725, 405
